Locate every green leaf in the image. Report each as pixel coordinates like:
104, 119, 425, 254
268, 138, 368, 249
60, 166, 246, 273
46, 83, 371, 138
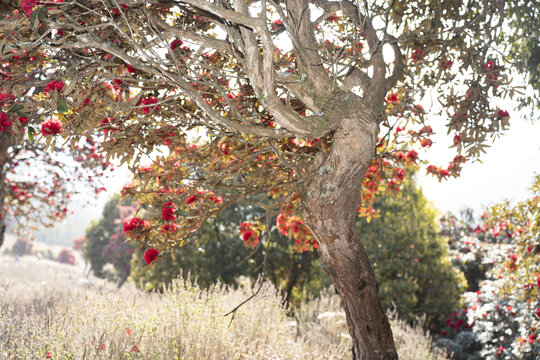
57, 98, 68, 113
27, 126, 36, 142
37, 7, 47, 22
8, 103, 24, 113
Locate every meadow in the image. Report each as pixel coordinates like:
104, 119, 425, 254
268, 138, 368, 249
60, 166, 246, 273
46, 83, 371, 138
0, 255, 448, 360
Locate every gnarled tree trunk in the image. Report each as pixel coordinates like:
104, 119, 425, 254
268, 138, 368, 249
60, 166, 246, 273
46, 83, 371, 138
302, 109, 398, 360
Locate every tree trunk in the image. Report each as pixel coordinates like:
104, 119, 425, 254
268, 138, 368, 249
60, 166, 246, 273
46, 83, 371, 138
301, 112, 398, 360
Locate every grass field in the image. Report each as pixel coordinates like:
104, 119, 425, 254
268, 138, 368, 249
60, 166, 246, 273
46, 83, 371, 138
0, 255, 448, 359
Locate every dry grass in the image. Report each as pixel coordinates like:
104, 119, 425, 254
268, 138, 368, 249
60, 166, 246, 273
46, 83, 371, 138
0, 255, 448, 359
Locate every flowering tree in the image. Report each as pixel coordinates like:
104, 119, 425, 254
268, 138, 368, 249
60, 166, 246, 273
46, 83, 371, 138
9, 0, 528, 357
84, 194, 135, 286
438, 178, 539, 359
0, 4, 112, 248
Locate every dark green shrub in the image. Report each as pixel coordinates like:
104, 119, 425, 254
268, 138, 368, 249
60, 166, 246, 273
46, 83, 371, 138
10, 237, 33, 256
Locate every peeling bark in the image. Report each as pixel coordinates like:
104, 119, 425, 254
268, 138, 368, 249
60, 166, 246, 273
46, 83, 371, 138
302, 110, 398, 360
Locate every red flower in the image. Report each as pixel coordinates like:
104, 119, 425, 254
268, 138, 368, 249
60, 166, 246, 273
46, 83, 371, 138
171, 39, 183, 50
100, 118, 114, 133
411, 49, 424, 62
185, 194, 197, 205
420, 138, 432, 147
45, 352, 52, 359
144, 249, 159, 265
126, 64, 136, 74
161, 201, 177, 222
40, 118, 63, 136
0, 91, 15, 104
453, 133, 461, 145
440, 58, 453, 70
406, 150, 418, 161
124, 217, 142, 233
43, 80, 65, 94
140, 97, 159, 114
497, 110, 509, 118
18, 117, 30, 125
130, 344, 140, 353
0, 112, 12, 132
386, 93, 399, 103
21, 0, 40, 16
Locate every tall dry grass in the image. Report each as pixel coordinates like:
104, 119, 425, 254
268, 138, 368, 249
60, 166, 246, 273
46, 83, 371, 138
0, 255, 448, 359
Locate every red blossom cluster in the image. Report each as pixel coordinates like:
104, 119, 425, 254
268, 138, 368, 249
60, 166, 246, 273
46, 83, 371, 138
273, 199, 318, 252
184, 188, 223, 206
239, 222, 260, 248
440, 58, 453, 70
143, 248, 159, 265
43, 80, 65, 94
170, 38, 183, 50
140, 96, 160, 114
440, 308, 471, 337
386, 93, 399, 104
161, 201, 177, 222
123, 216, 149, 234
411, 49, 425, 63
40, 118, 63, 136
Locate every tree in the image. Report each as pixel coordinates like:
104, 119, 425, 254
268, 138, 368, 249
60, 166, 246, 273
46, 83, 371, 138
0, 3, 112, 248
11, 1, 526, 358
84, 194, 135, 286
358, 173, 466, 332
438, 177, 539, 359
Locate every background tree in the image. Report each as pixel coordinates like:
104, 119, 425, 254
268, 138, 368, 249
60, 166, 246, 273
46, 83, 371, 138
0, 3, 112, 248
358, 172, 466, 332
84, 194, 135, 286
13, 0, 526, 357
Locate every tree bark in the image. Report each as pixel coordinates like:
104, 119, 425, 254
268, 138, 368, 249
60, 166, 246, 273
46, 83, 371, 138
301, 109, 398, 360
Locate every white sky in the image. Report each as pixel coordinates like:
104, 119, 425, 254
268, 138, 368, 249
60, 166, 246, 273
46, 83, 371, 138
417, 108, 539, 216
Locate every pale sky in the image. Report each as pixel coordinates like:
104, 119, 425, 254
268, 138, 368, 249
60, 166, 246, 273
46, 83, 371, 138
417, 111, 539, 216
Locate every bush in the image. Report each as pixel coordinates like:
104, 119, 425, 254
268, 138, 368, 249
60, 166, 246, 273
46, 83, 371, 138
10, 237, 33, 256
72, 236, 86, 250
438, 176, 540, 360
57, 249, 76, 265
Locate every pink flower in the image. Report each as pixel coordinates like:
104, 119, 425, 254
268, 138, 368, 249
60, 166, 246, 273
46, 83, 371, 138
43, 80, 65, 94
144, 249, 159, 265
40, 118, 63, 136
